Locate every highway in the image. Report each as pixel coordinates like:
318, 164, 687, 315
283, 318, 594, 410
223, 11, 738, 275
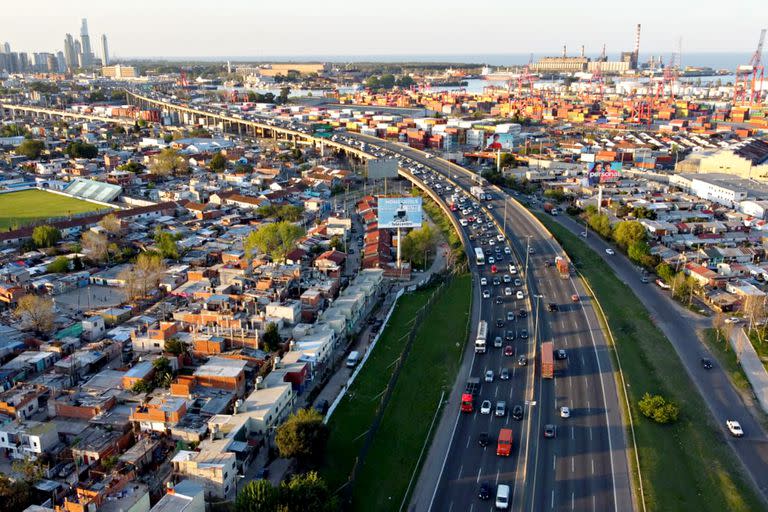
347, 134, 635, 512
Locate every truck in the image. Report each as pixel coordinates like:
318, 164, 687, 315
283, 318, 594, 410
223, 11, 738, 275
543, 202, 559, 215
496, 428, 513, 456
541, 341, 554, 379
555, 256, 569, 279
470, 186, 486, 200
460, 378, 481, 413
475, 320, 488, 353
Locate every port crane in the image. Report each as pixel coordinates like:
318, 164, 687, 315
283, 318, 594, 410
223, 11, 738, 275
734, 28, 766, 105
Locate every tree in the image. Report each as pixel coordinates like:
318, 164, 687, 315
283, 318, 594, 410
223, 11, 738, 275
119, 251, 167, 301
638, 393, 679, 424
32, 225, 61, 248
46, 256, 71, 273
278, 87, 291, 104
499, 152, 517, 168
244, 221, 305, 262
116, 161, 144, 174
586, 213, 612, 239
82, 230, 109, 263
154, 230, 180, 260
98, 214, 122, 235
627, 240, 653, 267
278, 472, 337, 512
613, 221, 647, 249
65, 141, 98, 159
379, 73, 396, 89
275, 409, 329, 467
236, 479, 280, 512
14, 295, 55, 336
11, 458, 44, 484
655, 262, 674, 284
164, 337, 187, 356
262, 322, 282, 352
16, 139, 45, 159
0, 474, 31, 511
401, 223, 436, 269
150, 148, 188, 177
543, 189, 565, 202
329, 235, 344, 252
209, 151, 227, 172
152, 357, 173, 388
396, 75, 415, 89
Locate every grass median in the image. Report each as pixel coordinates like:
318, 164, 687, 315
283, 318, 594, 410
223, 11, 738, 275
536, 213, 764, 512
322, 274, 471, 511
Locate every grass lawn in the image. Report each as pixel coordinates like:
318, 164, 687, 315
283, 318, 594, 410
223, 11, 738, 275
0, 189, 106, 230
321, 275, 471, 511
536, 213, 764, 512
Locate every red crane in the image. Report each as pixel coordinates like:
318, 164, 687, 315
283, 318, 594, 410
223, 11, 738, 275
734, 29, 766, 106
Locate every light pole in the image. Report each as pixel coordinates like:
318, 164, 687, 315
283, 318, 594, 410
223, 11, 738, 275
524, 236, 532, 277
533, 294, 543, 345
503, 198, 508, 235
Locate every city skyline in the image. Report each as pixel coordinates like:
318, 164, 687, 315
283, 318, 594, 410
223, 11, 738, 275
1, 0, 764, 60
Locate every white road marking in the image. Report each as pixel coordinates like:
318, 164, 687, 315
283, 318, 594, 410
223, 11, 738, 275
592, 458, 595, 474
572, 492, 575, 510
551, 490, 555, 509
466, 434, 471, 449
589, 428, 593, 441
571, 457, 575, 473
477, 466, 482, 483
448, 501, 453, 512
571, 426, 575, 440
553, 454, 557, 471
458, 465, 463, 479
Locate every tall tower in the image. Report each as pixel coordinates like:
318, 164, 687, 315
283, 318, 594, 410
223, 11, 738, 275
2, 42, 10, 54
634, 23, 641, 69
101, 34, 109, 66
80, 18, 93, 67
63, 33, 76, 70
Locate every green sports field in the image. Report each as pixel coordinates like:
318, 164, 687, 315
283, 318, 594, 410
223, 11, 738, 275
0, 189, 107, 230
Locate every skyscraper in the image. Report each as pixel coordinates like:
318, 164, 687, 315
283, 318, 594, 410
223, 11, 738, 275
80, 18, 93, 67
101, 34, 109, 66
63, 33, 77, 70
2, 42, 10, 54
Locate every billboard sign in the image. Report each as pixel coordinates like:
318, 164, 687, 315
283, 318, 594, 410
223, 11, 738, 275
367, 158, 399, 180
378, 197, 423, 229
587, 162, 621, 185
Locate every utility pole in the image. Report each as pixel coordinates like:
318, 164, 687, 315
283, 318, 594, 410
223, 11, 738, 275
524, 236, 532, 277
503, 198, 508, 235
533, 294, 543, 345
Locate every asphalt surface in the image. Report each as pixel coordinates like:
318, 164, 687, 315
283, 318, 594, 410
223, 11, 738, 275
348, 134, 634, 512
552, 212, 768, 503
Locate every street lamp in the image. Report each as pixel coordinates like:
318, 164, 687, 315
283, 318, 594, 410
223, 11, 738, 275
524, 236, 532, 277
533, 294, 543, 345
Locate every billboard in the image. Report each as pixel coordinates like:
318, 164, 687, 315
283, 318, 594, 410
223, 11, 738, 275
378, 197, 423, 229
367, 158, 399, 180
587, 162, 621, 185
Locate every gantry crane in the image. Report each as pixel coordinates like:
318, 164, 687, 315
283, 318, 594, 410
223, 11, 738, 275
734, 29, 766, 106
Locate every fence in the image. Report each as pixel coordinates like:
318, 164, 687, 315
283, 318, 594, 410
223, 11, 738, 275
344, 274, 452, 501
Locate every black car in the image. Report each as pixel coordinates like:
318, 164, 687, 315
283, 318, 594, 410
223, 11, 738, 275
556, 349, 567, 360
543, 424, 556, 438
496, 319, 505, 328
496, 296, 504, 304
547, 303, 558, 312
519, 329, 529, 339
518, 309, 528, 318
701, 358, 713, 369
478, 481, 491, 500
505, 330, 516, 341
544, 260, 552, 268
314, 399, 329, 415
478, 432, 489, 447
512, 405, 524, 420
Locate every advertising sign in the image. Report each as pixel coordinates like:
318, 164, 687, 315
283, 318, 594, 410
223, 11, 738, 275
587, 162, 620, 185
367, 158, 399, 180
378, 197, 423, 229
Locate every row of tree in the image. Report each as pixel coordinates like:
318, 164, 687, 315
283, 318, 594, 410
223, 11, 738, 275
364, 73, 415, 90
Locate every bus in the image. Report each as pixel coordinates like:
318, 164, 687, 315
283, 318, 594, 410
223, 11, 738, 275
497, 428, 513, 456
541, 341, 554, 379
474, 247, 485, 265
475, 320, 488, 353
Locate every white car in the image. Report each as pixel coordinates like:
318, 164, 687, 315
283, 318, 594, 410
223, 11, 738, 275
497, 234, 504, 242
488, 257, 495, 264
480, 400, 492, 415
726, 420, 744, 437
605, 248, 615, 255
488, 239, 496, 246
516, 291, 524, 300
724, 317, 742, 324
485, 370, 494, 382
481, 277, 488, 286
504, 287, 512, 296
504, 247, 511, 254
560, 406, 571, 418
459, 219, 468, 226
482, 289, 491, 299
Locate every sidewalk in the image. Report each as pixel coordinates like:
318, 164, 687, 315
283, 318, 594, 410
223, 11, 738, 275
730, 328, 768, 414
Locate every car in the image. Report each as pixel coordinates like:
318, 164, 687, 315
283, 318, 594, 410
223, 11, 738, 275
314, 399, 330, 415
506, 311, 516, 321
459, 219, 468, 226
505, 329, 515, 340
519, 309, 528, 318
512, 405, 524, 420
547, 303, 558, 312
495, 484, 510, 510
513, 278, 522, 287
701, 358, 713, 369
500, 368, 510, 380
495, 401, 507, 417
491, 264, 498, 273
478, 432, 490, 447
485, 370, 494, 382
544, 260, 552, 268
504, 246, 511, 254
493, 277, 501, 286
560, 406, 571, 418
605, 248, 615, 255
528, 247, 535, 254
480, 400, 492, 414
518, 355, 528, 366
478, 481, 491, 500
482, 289, 491, 299
726, 420, 744, 437
543, 424, 556, 438
503, 274, 512, 283
725, 317, 742, 324
480, 277, 488, 286
504, 345, 514, 357
556, 349, 567, 360
495, 296, 503, 304
516, 291, 524, 300
497, 234, 505, 242
519, 328, 529, 339
496, 319, 504, 328
571, 294, 580, 302
255, 467, 270, 480
504, 287, 513, 296
494, 336, 503, 348
489, 241, 496, 248
509, 264, 517, 275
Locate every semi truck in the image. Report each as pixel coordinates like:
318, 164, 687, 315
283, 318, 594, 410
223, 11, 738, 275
470, 186, 485, 200
497, 428, 513, 456
461, 377, 481, 412
555, 256, 569, 279
475, 320, 488, 353
543, 202, 559, 215
541, 341, 554, 379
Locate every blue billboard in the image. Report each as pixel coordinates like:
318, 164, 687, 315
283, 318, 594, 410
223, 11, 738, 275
378, 197, 423, 229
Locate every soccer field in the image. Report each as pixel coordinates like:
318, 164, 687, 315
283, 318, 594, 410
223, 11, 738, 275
0, 189, 108, 230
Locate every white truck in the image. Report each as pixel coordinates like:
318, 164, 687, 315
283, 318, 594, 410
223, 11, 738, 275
475, 320, 488, 353
470, 186, 485, 200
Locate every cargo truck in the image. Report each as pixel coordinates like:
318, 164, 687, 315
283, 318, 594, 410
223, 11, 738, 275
543, 202, 559, 215
555, 256, 569, 279
475, 320, 488, 353
470, 186, 486, 200
497, 428, 513, 456
461, 377, 481, 412
541, 341, 554, 379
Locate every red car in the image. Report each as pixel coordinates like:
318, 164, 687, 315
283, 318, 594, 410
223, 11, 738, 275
504, 345, 514, 357
491, 264, 498, 273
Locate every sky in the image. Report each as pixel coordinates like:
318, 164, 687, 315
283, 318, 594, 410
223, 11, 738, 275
2, 0, 765, 60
